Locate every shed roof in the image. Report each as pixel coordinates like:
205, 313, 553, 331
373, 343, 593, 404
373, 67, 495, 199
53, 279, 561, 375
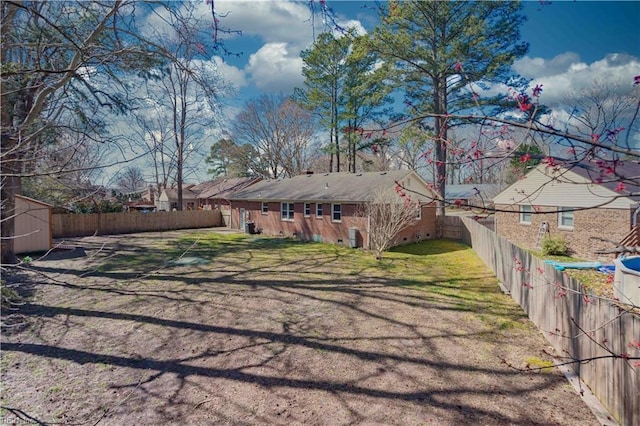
16, 194, 53, 208
230, 170, 433, 203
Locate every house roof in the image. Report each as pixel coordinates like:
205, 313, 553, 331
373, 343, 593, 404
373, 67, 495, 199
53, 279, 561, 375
493, 161, 640, 209
198, 176, 261, 200
189, 181, 215, 194
162, 185, 199, 200
230, 170, 435, 203
445, 184, 501, 200
568, 161, 640, 202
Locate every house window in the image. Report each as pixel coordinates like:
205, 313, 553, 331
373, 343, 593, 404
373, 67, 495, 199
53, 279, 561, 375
262, 202, 268, 214
316, 203, 323, 217
332, 204, 342, 222
304, 202, 311, 217
520, 205, 532, 224
558, 207, 574, 230
281, 202, 294, 221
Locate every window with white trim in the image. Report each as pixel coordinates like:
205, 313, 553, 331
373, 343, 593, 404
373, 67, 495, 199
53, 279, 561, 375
332, 204, 342, 222
261, 202, 268, 214
558, 207, 574, 230
281, 202, 294, 221
304, 202, 311, 217
316, 203, 323, 217
520, 205, 532, 224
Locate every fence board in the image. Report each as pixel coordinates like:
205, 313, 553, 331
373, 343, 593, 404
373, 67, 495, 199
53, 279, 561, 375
449, 215, 638, 425
53, 210, 224, 238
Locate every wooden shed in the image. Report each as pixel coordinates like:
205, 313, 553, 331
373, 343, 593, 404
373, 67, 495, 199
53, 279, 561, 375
14, 195, 53, 254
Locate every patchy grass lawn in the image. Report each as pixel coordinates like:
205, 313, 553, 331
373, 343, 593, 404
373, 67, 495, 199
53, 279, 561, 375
1, 230, 598, 425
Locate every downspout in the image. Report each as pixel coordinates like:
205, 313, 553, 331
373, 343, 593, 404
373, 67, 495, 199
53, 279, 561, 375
367, 213, 371, 250
633, 204, 640, 226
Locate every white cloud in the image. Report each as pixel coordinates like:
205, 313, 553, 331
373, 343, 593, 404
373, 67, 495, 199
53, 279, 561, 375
211, 0, 318, 49
211, 56, 247, 89
513, 52, 582, 78
138, 1, 368, 97
514, 53, 640, 106
246, 43, 304, 91
333, 19, 367, 37
197, 1, 367, 94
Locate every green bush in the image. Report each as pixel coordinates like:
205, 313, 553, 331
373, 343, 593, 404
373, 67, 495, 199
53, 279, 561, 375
541, 236, 568, 256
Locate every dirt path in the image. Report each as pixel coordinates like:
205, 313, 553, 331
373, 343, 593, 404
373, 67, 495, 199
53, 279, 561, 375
1, 231, 600, 425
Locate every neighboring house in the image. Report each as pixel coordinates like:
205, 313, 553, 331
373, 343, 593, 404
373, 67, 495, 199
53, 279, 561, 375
126, 200, 157, 212
229, 170, 438, 248
157, 185, 199, 211
141, 185, 160, 205
493, 161, 640, 259
197, 176, 262, 210
446, 184, 501, 209
14, 195, 53, 254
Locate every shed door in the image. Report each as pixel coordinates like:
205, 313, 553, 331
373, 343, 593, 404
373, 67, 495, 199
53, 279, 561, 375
239, 208, 245, 230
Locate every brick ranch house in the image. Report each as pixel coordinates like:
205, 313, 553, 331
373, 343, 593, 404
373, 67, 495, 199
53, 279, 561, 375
493, 161, 640, 260
229, 170, 438, 249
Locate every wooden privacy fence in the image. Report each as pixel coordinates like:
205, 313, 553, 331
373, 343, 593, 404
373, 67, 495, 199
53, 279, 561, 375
438, 215, 494, 239
450, 215, 638, 426
53, 210, 224, 238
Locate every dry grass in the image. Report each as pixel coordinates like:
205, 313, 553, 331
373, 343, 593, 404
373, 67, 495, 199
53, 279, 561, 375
1, 230, 599, 425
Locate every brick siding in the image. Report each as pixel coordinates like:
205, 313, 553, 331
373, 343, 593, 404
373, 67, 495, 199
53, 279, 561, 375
495, 204, 633, 260
231, 201, 437, 249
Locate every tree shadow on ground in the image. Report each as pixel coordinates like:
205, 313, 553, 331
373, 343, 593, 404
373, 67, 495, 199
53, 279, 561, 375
1, 234, 598, 425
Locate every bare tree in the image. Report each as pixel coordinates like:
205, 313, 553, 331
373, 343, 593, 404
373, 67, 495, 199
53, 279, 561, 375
279, 100, 317, 177
562, 78, 639, 156
22, 131, 107, 210
115, 166, 146, 192
359, 190, 420, 259
392, 124, 431, 176
134, 2, 226, 210
232, 94, 317, 178
132, 106, 175, 196
0, 1, 182, 263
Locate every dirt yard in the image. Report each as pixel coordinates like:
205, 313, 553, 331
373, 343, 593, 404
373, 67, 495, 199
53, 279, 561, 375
1, 230, 600, 425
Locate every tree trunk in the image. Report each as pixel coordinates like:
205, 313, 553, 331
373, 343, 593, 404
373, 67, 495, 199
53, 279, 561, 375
333, 84, 340, 172
433, 81, 447, 217
1, 134, 21, 264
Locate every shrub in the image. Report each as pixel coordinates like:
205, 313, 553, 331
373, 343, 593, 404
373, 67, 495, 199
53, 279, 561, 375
541, 236, 568, 256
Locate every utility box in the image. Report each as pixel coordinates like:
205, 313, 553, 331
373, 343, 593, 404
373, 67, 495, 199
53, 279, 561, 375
245, 222, 256, 234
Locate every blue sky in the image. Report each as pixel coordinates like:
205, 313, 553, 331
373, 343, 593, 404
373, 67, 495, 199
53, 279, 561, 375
115, 1, 639, 184
520, 1, 639, 63
204, 0, 639, 112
